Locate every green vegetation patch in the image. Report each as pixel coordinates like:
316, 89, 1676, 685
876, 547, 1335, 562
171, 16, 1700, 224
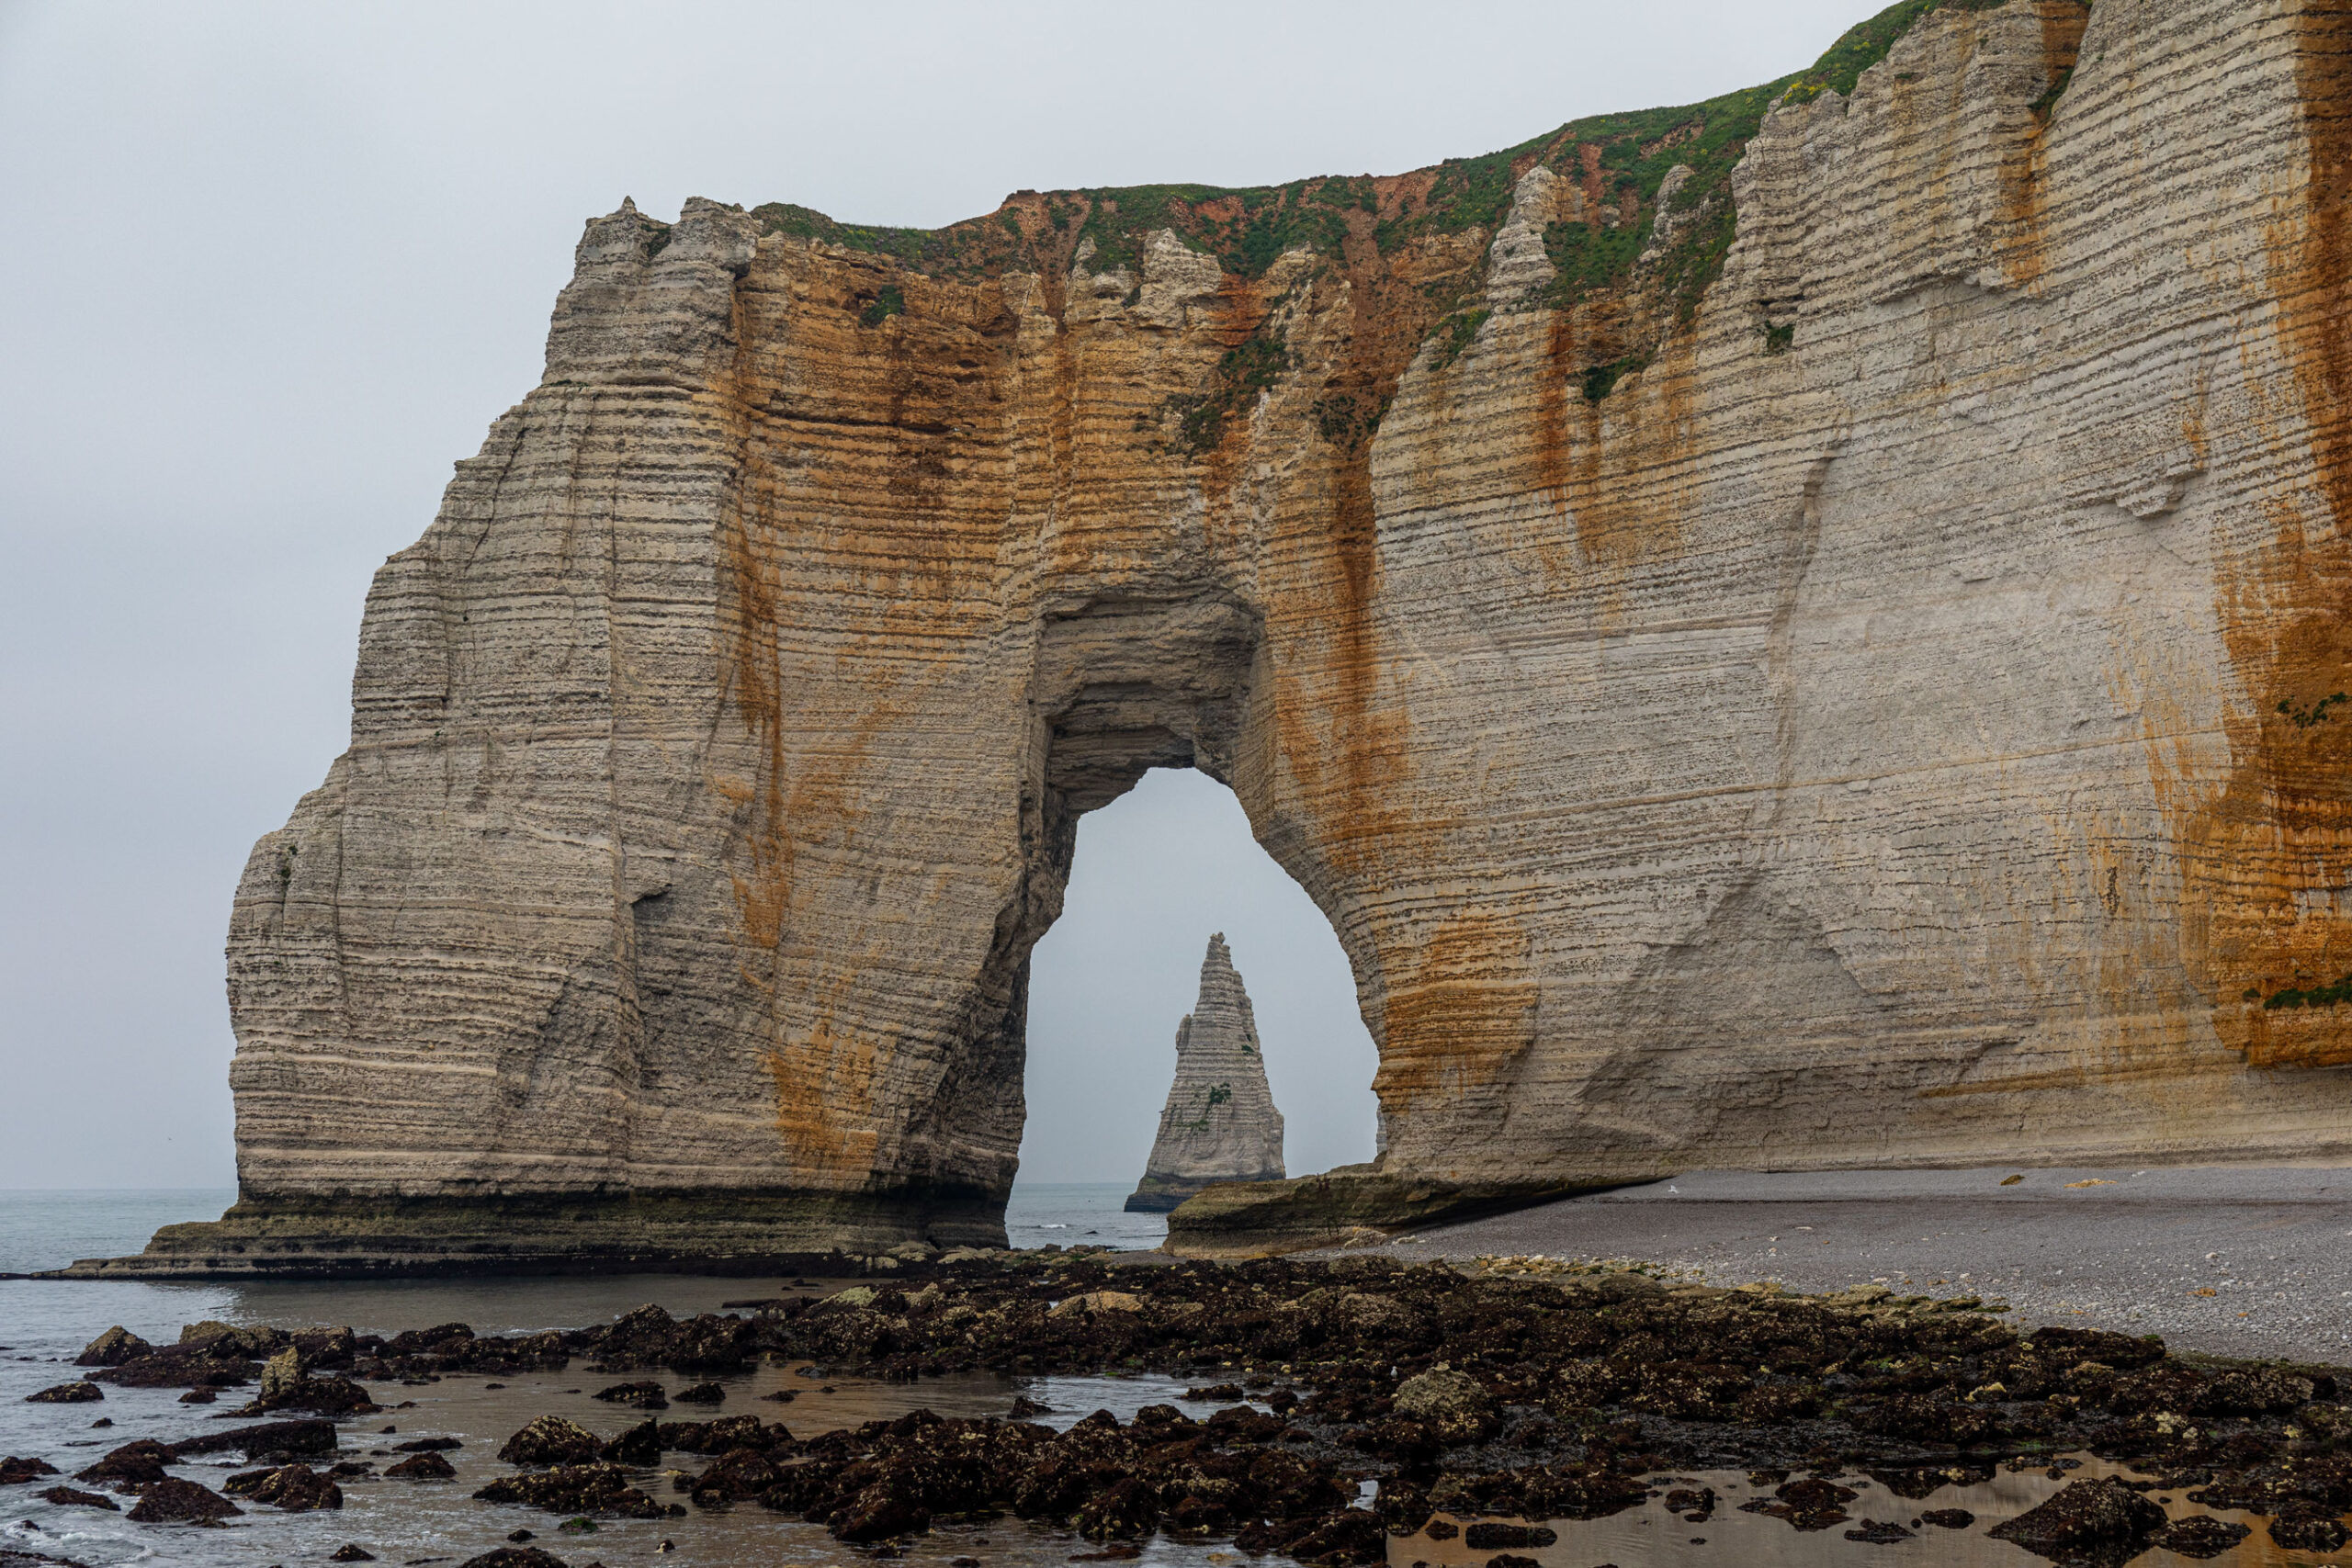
1170, 333, 1293, 455
741, 0, 2033, 347
1582, 355, 1651, 403
1430, 307, 1490, 370
858, 284, 906, 328
1779, 0, 2016, 107
2278, 692, 2349, 729
2261, 975, 2352, 1011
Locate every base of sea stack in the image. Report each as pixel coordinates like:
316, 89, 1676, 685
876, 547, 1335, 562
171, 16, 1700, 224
1125, 1170, 1283, 1213
38, 1188, 1011, 1280
1160, 1165, 1586, 1258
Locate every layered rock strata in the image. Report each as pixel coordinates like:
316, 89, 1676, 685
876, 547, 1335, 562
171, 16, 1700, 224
1126, 935, 1286, 1213
106, 0, 2352, 1273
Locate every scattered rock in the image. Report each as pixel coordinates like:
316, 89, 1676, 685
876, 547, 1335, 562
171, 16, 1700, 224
74, 1327, 152, 1367
0, 1457, 58, 1484
124, 1476, 241, 1523
171, 1418, 337, 1459
1919, 1506, 1976, 1529
1987, 1476, 2167, 1561
2269, 1502, 2352, 1551
36, 1485, 117, 1509
458, 1550, 571, 1568
74, 1439, 176, 1490
591, 1381, 667, 1409
672, 1382, 725, 1404
1843, 1518, 1914, 1542
497, 1416, 604, 1467
1461, 1523, 1555, 1549
23, 1383, 100, 1404
1392, 1369, 1491, 1422
329, 1548, 378, 1562
222, 1462, 342, 1511
394, 1436, 461, 1451
1738, 1477, 1858, 1531
384, 1450, 456, 1480
2153, 1515, 2251, 1558
1047, 1291, 1142, 1318
471, 1462, 680, 1517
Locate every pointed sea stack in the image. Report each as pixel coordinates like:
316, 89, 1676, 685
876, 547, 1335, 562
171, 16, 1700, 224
1126, 934, 1285, 1213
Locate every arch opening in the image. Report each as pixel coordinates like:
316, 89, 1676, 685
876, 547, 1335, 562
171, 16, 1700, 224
1012, 766, 1379, 1244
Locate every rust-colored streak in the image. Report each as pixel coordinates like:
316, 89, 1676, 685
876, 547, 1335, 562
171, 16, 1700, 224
1370, 913, 1540, 1115
1999, 3, 2089, 290
2181, 1, 2352, 1070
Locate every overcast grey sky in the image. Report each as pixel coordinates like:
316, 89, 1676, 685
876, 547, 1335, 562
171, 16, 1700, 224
0, 0, 1871, 1190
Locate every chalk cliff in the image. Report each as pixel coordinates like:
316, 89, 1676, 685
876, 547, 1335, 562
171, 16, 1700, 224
79, 0, 2352, 1275
1127, 935, 1286, 1213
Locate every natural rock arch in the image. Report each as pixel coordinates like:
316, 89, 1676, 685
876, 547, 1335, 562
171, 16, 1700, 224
78, 0, 2352, 1278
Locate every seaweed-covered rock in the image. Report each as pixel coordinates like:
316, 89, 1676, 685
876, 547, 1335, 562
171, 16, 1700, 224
591, 1381, 667, 1409
171, 1417, 337, 1458
1738, 1476, 1857, 1531
472, 1461, 679, 1517
0, 1455, 59, 1484
38, 1483, 118, 1509
2269, 1502, 2352, 1552
2152, 1515, 2250, 1558
497, 1416, 604, 1467
1987, 1477, 2166, 1562
1393, 1369, 1490, 1422
125, 1475, 242, 1523
1462, 1523, 1555, 1549
655, 1415, 785, 1454
223, 1462, 343, 1511
75, 1326, 153, 1367
458, 1550, 572, 1568
74, 1439, 177, 1490
24, 1382, 101, 1404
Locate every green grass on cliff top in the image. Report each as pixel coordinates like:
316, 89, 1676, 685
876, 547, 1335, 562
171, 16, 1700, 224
749, 0, 2051, 304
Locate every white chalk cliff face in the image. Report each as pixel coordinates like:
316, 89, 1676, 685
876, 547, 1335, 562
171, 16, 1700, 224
1127, 935, 1287, 1213
185, 0, 2352, 1265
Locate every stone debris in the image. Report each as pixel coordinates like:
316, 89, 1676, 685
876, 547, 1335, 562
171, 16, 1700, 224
1126, 935, 1285, 1214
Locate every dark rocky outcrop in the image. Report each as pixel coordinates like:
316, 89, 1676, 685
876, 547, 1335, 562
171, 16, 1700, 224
470, 1462, 678, 1517
23, 1382, 99, 1404
74, 1327, 151, 1367
223, 1462, 343, 1511
496, 1416, 603, 1467
1987, 1476, 2168, 1563
123, 1476, 240, 1523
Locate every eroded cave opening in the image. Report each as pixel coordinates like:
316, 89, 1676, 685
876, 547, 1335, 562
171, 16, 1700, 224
1016, 767, 1378, 1222
944, 591, 1373, 1235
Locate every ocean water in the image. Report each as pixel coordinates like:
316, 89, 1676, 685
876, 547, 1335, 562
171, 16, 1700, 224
1003, 1179, 1167, 1252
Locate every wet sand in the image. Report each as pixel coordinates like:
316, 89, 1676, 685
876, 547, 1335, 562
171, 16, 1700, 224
1358, 1165, 2352, 1362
